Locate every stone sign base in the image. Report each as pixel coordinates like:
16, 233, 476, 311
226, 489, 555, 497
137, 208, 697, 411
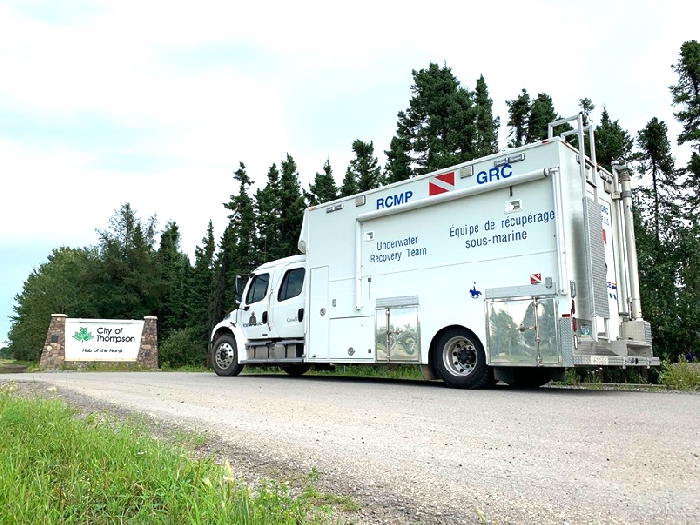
40, 315, 158, 370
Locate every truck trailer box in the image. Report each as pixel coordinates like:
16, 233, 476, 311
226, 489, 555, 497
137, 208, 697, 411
210, 118, 656, 388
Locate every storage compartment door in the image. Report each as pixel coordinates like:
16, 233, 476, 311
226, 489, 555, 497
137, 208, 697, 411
375, 297, 420, 363
307, 266, 329, 361
328, 317, 375, 360
486, 296, 561, 366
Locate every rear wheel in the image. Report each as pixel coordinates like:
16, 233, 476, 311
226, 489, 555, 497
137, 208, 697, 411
212, 334, 244, 377
282, 363, 310, 377
432, 328, 490, 389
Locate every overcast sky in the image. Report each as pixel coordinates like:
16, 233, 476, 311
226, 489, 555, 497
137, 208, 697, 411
0, 0, 696, 347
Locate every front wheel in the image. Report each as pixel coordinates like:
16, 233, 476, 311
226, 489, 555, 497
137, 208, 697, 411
212, 334, 244, 377
431, 328, 490, 389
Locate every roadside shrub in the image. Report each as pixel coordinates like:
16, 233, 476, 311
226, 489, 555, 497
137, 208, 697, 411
158, 328, 207, 369
659, 356, 700, 391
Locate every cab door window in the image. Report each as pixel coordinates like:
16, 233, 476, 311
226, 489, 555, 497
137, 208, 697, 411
246, 273, 270, 304
277, 268, 305, 302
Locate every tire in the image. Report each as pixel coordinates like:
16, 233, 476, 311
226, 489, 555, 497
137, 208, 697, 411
431, 328, 490, 389
282, 363, 310, 377
505, 369, 551, 389
211, 334, 244, 377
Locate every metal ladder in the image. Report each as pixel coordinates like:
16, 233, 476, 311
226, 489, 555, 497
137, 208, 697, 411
548, 114, 611, 342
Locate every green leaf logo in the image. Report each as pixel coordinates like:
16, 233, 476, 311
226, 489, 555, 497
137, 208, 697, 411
73, 327, 93, 342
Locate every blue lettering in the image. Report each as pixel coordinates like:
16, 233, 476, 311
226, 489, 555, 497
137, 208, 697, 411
376, 192, 414, 210
476, 163, 512, 185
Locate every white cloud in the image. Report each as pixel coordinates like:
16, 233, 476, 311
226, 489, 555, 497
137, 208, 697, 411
0, 0, 697, 342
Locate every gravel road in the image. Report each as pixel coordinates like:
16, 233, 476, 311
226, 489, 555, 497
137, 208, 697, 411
5, 371, 700, 524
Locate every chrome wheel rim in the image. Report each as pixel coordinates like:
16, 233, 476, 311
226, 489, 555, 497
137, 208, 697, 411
215, 342, 235, 369
442, 336, 477, 376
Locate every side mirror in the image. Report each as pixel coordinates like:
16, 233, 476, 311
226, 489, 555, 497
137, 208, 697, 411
234, 275, 243, 304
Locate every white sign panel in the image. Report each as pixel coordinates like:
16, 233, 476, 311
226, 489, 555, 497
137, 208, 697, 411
64, 318, 144, 362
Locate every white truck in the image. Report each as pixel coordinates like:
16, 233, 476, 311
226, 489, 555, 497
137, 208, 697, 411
209, 115, 658, 388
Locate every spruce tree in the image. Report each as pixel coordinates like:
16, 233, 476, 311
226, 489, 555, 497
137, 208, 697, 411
506, 88, 531, 148
307, 159, 338, 205
671, 40, 700, 147
669, 39, 700, 358
595, 107, 633, 171
634, 118, 677, 243
579, 98, 595, 127
255, 164, 282, 263
347, 139, 382, 193
157, 220, 191, 340
340, 166, 359, 197
634, 210, 684, 362
277, 154, 306, 258
189, 220, 217, 341
671, 39, 700, 213
228, 163, 258, 274
383, 135, 412, 184
391, 62, 477, 175
93, 204, 160, 320
218, 163, 258, 313
526, 93, 558, 144
474, 75, 499, 157
209, 225, 234, 326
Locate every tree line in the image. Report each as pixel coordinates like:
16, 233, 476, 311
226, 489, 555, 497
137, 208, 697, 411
7, 41, 700, 368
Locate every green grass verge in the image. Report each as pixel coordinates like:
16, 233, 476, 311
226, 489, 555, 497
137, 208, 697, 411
0, 383, 341, 524
659, 357, 700, 391
0, 359, 39, 372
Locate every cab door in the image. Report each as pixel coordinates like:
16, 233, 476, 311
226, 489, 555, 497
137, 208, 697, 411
267, 263, 306, 339
239, 271, 272, 340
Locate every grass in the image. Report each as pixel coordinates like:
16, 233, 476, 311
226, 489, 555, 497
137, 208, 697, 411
0, 359, 39, 373
0, 383, 344, 524
298, 468, 361, 514
476, 507, 498, 524
659, 357, 700, 391
160, 363, 211, 372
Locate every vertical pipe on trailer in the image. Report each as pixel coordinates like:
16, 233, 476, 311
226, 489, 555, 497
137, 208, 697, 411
355, 219, 363, 310
611, 165, 630, 317
588, 125, 599, 203
618, 169, 642, 320
550, 167, 568, 296
577, 114, 587, 189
